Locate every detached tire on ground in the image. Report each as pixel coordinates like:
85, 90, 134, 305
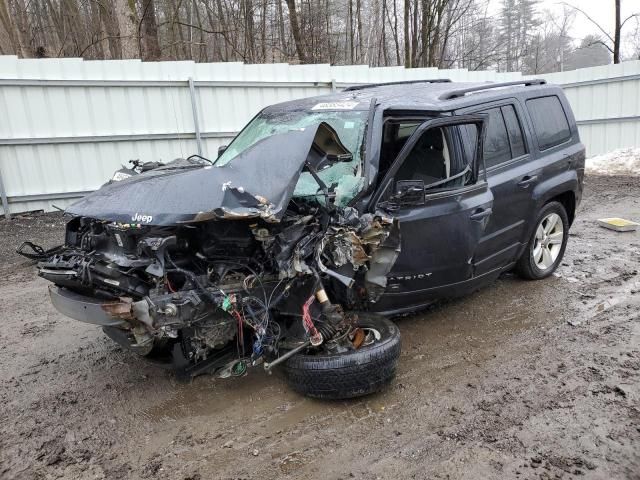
284, 313, 401, 400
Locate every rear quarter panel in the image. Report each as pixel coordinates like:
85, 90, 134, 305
518, 87, 585, 244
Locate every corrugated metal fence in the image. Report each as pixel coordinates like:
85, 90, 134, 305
540, 62, 640, 157
1, 56, 639, 217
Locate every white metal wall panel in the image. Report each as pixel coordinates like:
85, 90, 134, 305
540, 61, 640, 156
1, 56, 639, 216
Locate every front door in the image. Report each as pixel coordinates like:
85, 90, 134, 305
369, 115, 494, 314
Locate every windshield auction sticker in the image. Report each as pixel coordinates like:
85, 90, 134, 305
311, 101, 359, 110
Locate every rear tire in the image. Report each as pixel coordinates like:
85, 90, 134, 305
515, 201, 569, 280
284, 313, 401, 400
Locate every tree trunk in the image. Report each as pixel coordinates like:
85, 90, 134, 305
411, 0, 418, 67
186, 0, 193, 59
87, 0, 106, 58
404, 0, 410, 66
140, 0, 161, 60
276, 0, 287, 58
392, 0, 400, 65
11, 0, 34, 57
348, 0, 354, 63
99, 0, 122, 58
62, 0, 86, 56
428, 0, 445, 67
44, 0, 66, 54
613, 0, 620, 63
420, 0, 428, 67
193, 0, 206, 61
214, 0, 229, 61
364, 0, 378, 64
260, 0, 267, 61
112, 0, 138, 58
356, 0, 362, 62
505, 0, 513, 71
381, 0, 388, 65
172, 0, 189, 59
243, 0, 255, 62
285, 0, 307, 63
0, 0, 21, 55
325, 0, 331, 63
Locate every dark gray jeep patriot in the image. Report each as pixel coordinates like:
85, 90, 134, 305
26, 78, 585, 399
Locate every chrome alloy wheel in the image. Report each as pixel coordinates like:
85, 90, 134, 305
533, 212, 564, 270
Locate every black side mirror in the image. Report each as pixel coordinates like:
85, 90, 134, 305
217, 145, 228, 157
394, 179, 425, 206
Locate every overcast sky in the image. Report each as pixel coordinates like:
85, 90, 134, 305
490, 0, 639, 51
544, 0, 638, 40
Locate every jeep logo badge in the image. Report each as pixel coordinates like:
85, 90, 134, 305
131, 213, 153, 224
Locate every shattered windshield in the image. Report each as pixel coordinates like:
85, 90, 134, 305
216, 109, 369, 206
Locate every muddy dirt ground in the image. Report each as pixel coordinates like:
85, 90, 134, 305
0, 175, 638, 480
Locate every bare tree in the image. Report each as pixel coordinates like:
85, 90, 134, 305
403, 0, 410, 66
627, 15, 640, 59
0, 0, 635, 71
140, 0, 162, 60
0, 0, 21, 55
8, 0, 34, 57
285, 0, 307, 62
561, 0, 639, 64
112, 0, 138, 58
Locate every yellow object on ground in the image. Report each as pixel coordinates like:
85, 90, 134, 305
597, 217, 639, 232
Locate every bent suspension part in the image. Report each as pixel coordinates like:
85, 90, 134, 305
263, 340, 311, 373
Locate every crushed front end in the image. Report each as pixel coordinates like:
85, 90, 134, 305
32, 117, 401, 380
39, 203, 398, 377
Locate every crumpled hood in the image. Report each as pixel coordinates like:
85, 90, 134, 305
66, 127, 321, 226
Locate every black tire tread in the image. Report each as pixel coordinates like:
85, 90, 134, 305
284, 314, 401, 399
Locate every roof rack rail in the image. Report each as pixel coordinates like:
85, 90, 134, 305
343, 79, 451, 92
439, 79, 547, 100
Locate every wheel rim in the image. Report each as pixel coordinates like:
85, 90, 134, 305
360, 327, 381, 347
532, 212, 564, 270
328, 326, 382, 351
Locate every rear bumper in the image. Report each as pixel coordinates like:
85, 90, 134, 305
48, 285, 128, 327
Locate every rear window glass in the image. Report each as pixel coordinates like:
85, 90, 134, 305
526, 96, 571, 150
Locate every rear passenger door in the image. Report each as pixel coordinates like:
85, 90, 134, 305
460, 101, 539, 276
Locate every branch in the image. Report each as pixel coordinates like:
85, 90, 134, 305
581, 38, 614, 54
559, 1, 614, 44
78, 35, 129, 57
157, 20, 231, 35
621, 13, 640, 29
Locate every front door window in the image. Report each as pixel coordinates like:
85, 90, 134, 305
379, 120, 480, 204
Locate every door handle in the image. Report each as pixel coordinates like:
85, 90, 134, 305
517, 175, 538, 188
470, 208, 492, 221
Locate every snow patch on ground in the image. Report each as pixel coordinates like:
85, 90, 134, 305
586, 148, 640, 176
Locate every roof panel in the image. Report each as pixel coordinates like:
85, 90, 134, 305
262, 80, 559, 114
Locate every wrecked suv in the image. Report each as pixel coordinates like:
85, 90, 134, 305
29, 79, 585, 399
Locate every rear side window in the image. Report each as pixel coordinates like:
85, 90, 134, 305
466, 104, 527, 170
501, 105, 526, 158
484, 107, 511, 168
526, 96, 571, 150
483, 108, 511, 168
